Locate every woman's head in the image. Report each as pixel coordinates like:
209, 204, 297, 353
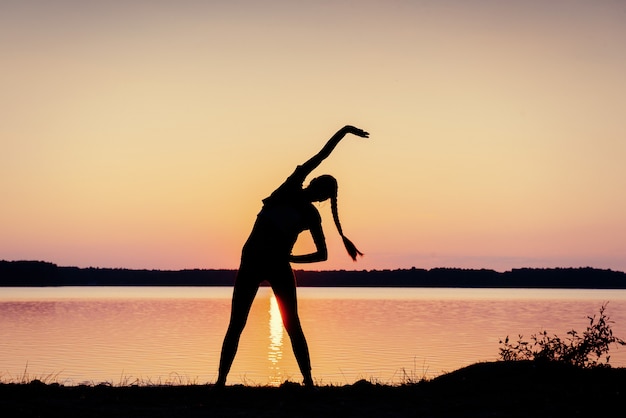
305, 175, 363, 261
304, 175, 337, 202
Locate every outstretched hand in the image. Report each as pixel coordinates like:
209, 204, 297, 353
343, 125, 369, 138
301, 125, 370, 174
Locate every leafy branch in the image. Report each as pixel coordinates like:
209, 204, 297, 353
499, 303, 625, 368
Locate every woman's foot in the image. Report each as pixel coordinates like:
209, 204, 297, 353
213, 377, 226, 391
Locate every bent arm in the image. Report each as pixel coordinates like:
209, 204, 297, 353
299, 125, 369, 178
289, 223, 328, 264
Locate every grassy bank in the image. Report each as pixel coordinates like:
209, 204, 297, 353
2, 361, 625, 417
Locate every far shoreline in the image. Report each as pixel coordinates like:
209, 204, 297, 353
2, 260, 626, 289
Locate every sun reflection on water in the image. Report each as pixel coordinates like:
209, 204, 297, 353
3, 287, 625, 386
268, 293, 284, 385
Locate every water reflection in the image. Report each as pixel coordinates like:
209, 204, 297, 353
1, 287, 625, 386
268, 293, 284, 385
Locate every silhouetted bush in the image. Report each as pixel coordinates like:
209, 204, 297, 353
499, 303, 625, 368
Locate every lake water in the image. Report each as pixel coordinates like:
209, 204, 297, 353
1, 286, 625, 386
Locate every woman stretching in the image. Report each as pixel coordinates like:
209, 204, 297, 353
216, 125, 369, 387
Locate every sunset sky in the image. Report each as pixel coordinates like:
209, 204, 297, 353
2, 1, 625, 272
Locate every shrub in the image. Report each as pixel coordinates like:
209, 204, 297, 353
499, 303, 625, 368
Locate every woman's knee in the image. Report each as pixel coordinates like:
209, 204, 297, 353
227, 311, 249, 334
282, 313, 304, 336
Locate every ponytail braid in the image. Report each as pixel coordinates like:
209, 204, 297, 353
330, 194, 363, 261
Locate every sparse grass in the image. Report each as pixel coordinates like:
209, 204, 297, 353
0, 362, 65, 385
2, 357, 436, 387
0, 364, 201, 387
112, 372, 200, 387
399, 357, 430, 385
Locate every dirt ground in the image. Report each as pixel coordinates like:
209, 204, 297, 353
1, 361, 624, 417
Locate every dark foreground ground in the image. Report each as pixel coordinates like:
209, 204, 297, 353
1, 361, 624, 417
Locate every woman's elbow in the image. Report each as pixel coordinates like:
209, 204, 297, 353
319, 249, 328, 261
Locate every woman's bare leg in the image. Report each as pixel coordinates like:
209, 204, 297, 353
216, 274, 259, 386
272, 273, 313, 386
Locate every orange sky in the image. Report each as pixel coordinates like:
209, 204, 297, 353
2, 1, 625, 272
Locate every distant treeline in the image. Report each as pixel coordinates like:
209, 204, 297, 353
2, 260, 626, 289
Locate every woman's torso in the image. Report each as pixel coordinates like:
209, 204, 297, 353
243, 201, 318, 262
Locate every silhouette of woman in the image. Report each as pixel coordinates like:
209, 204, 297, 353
216, 125, 369, 387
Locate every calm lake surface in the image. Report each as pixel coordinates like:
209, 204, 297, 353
1, 286, 625, 386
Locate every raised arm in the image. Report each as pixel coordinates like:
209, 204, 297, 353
299, 125, 369, 178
